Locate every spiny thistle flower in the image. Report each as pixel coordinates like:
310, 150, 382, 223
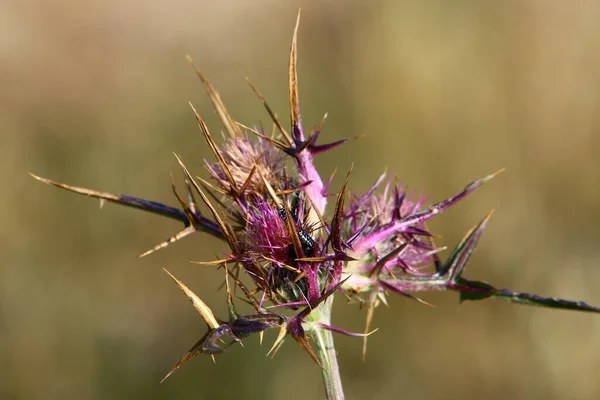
32, 10, 600, 400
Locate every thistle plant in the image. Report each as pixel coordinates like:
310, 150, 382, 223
32, 11, 600, 400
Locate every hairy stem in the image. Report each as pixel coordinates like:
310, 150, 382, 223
306, 297, 345, 400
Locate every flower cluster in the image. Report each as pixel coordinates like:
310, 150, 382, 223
32, 10, 600, 397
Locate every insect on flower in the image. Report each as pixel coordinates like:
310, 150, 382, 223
277, 192, 317, 259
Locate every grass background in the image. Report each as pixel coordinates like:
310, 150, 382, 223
2, 1, 600, 399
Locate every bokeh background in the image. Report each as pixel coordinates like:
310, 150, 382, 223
3, 1, 600, 399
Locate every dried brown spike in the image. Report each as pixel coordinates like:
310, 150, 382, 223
197, 176, 227, 197
291, 331, 322, 368
362, 292, 379, 361
190, 258, 231, 266
188, 102, 239, 195
163, 268, 220, 329
225, 266, 263, 312
186, 55, 243, 138
30, 174, 123, 202
369, 240, 412, 278
289, 9, 303, 140
161, 339, 204, 383
330, 167, 352, 253
170, 173, 197, 224
267, 324, 288, 358
140, 226, 198, 258
237, 122, 288, 151
239, 165, 257, 195
174, 154, 238, 253
246, 77, 293, 145
304, 192, 328, 236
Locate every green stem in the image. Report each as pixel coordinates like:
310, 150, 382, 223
307, 296, 345, 400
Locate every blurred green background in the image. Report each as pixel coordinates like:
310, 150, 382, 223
3, 1, 600, 399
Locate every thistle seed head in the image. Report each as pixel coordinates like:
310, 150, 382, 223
206, 134, 287, 195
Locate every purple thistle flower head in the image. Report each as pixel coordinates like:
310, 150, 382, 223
342, 174, 435, 294
238, 194, 326, 306
31, 9, 600, 392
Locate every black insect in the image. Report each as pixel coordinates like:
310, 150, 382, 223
277, 205, 292, 222
297, 229, 315, 258
277, 198, 315, 258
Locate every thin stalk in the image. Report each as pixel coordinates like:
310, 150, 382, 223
307, 296, 345, 400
